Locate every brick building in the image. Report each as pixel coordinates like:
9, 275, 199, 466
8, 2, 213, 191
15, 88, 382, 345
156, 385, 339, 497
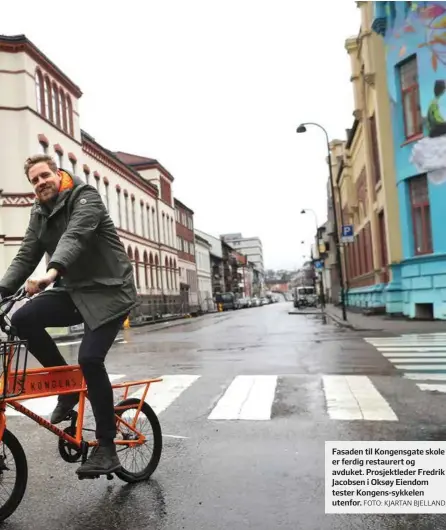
174, 198, 199, 313
0, 34, 182, 322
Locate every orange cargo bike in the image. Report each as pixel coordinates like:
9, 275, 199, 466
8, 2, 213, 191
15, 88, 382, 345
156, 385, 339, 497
0, 287, 163, 522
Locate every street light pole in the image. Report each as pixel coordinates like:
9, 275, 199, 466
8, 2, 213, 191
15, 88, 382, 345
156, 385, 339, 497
296, 122, 347, 321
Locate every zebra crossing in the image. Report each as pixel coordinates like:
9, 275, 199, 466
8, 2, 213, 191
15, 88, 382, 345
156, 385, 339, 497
4, 372, 400, 423
365, 332, 446, 394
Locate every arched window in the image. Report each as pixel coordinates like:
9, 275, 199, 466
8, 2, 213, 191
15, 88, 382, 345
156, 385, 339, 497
143, 251, 149, 289
35, 70, 44, 115
165, 257, 170, 289
173, 259, 178, 290
161, 212, 165, 243
149, 252, 155, 289
44, 76, 52, 121
66, 95, 74, 136
134, 248, 140, 289
52, 83, 60, 126
152, 208, 156, 241
169, 257, 174, 290
155, 254, 160, 288
59, 90, 67, 132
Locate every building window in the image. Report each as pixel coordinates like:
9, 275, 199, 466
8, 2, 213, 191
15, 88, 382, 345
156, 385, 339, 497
399, 57, 423, 140
409, 174, 432, 255
70, 160, 76, 175
103, 181, 109, 210
66, 96, 74, 136
44, 77, 52, 121
146, 205, 151, 239
369, 114, 381, 185
124, 194, 130, 231
152, 208, 156, 242
141, 203, 145, 238
35, 70, 43, 114
117, 189, 122, 228
131, 197, 136, 233
52, 83, 60, 127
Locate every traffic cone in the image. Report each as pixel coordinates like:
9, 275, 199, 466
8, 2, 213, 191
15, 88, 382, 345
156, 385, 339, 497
123, 317, 130, 329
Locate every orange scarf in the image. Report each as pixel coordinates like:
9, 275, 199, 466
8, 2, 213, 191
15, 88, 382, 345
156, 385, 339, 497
58, 170, 74, 192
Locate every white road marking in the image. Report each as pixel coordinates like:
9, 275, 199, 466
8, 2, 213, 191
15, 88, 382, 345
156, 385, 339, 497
378, 347, 446, 352
162, 434, 189, 439
416, 383, 446, 393
56, 340, 82, 347
389, 358, 446, 363
322, 375, 397, 421
395, 364, 446, 371
381, 351, 446, 359
404, 373, 446, 380
208, 375, 277, 420
129, 374, 200, 415
6, 373, 125, 417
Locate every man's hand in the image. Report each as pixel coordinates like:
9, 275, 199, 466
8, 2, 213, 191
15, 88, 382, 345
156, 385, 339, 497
25, 268, 58, 296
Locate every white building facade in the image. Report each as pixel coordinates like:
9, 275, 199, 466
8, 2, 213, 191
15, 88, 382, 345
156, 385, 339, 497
194, 233, 213, 312
220, 233, 264, 275
0, 35, 180, 315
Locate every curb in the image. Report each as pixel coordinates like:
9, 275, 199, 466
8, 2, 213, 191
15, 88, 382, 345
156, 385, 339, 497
288, 310, 324, 316
325, 311, 355, 330
52, 312, 226, 342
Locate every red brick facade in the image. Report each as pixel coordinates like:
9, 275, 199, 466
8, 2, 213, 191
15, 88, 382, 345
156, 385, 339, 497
174, 198, 195, 263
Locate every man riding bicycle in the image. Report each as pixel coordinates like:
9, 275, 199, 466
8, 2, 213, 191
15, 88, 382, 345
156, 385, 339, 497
0, 154, 137, 477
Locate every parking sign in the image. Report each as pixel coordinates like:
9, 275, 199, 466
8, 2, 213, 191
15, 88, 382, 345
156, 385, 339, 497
341, 225, 354, 243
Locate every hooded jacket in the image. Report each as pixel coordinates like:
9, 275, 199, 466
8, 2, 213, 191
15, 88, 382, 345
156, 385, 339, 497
0, 170, 137, 330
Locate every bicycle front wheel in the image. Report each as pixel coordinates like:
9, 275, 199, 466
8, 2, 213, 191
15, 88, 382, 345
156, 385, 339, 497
114, 398, 162, 483
0, 429, 28, 522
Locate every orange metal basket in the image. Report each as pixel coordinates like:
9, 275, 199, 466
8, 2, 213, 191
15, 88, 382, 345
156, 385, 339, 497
0, 340, 29, 399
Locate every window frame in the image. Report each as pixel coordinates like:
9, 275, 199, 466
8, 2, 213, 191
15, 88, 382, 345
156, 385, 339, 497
399, 56, 423, 141
409, 174, 433, 256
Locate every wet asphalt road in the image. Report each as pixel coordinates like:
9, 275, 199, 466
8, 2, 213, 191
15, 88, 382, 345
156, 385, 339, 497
4, 300, 446, 529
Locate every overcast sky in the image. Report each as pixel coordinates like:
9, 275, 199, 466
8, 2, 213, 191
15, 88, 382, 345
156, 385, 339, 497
4, 0, 360, 270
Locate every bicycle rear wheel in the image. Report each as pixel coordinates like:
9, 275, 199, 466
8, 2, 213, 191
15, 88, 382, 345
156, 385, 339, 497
114, 398, 162, 483
0, 429, 28, 522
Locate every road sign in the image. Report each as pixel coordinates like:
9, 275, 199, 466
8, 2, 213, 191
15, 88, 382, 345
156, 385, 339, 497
341, 224, 354, 243
314, 260, 324, 270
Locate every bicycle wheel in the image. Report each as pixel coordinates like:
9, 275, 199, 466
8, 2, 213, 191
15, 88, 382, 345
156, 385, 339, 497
114, 398, 162, 483
0, 429, 28, 522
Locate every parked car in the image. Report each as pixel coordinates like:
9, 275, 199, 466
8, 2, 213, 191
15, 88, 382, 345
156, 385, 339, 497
215, 292, 241, 310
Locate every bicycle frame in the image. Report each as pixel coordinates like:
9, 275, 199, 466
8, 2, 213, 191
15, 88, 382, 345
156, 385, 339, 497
0, 363, 162, 449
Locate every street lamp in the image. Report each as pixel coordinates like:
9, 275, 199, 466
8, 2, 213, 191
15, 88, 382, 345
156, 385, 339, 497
296, 122, 347, 321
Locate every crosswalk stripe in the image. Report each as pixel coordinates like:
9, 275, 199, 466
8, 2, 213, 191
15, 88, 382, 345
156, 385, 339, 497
322, 375, 397, 421
382, 352, 446, 357
365, 333, 446, 391
378, 348, 446, 353
395, 364, 446, 371
389, 358, 446, 363
404, 373, 446, 380
3, 373, 400, 424
6, 373, 125, 417
416, 383, 446, 393
208, 375, 277, 420
129, 374, 200, 415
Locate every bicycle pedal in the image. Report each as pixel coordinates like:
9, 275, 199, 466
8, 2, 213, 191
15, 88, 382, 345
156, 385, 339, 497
78, 474, 100, 480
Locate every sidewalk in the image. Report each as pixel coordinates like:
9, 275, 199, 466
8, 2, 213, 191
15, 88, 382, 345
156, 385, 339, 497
325, 304, 446, 334
49, 310, 226, 342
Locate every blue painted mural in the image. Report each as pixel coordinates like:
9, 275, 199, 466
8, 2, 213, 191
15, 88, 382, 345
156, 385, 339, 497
372, 1, 446, 319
